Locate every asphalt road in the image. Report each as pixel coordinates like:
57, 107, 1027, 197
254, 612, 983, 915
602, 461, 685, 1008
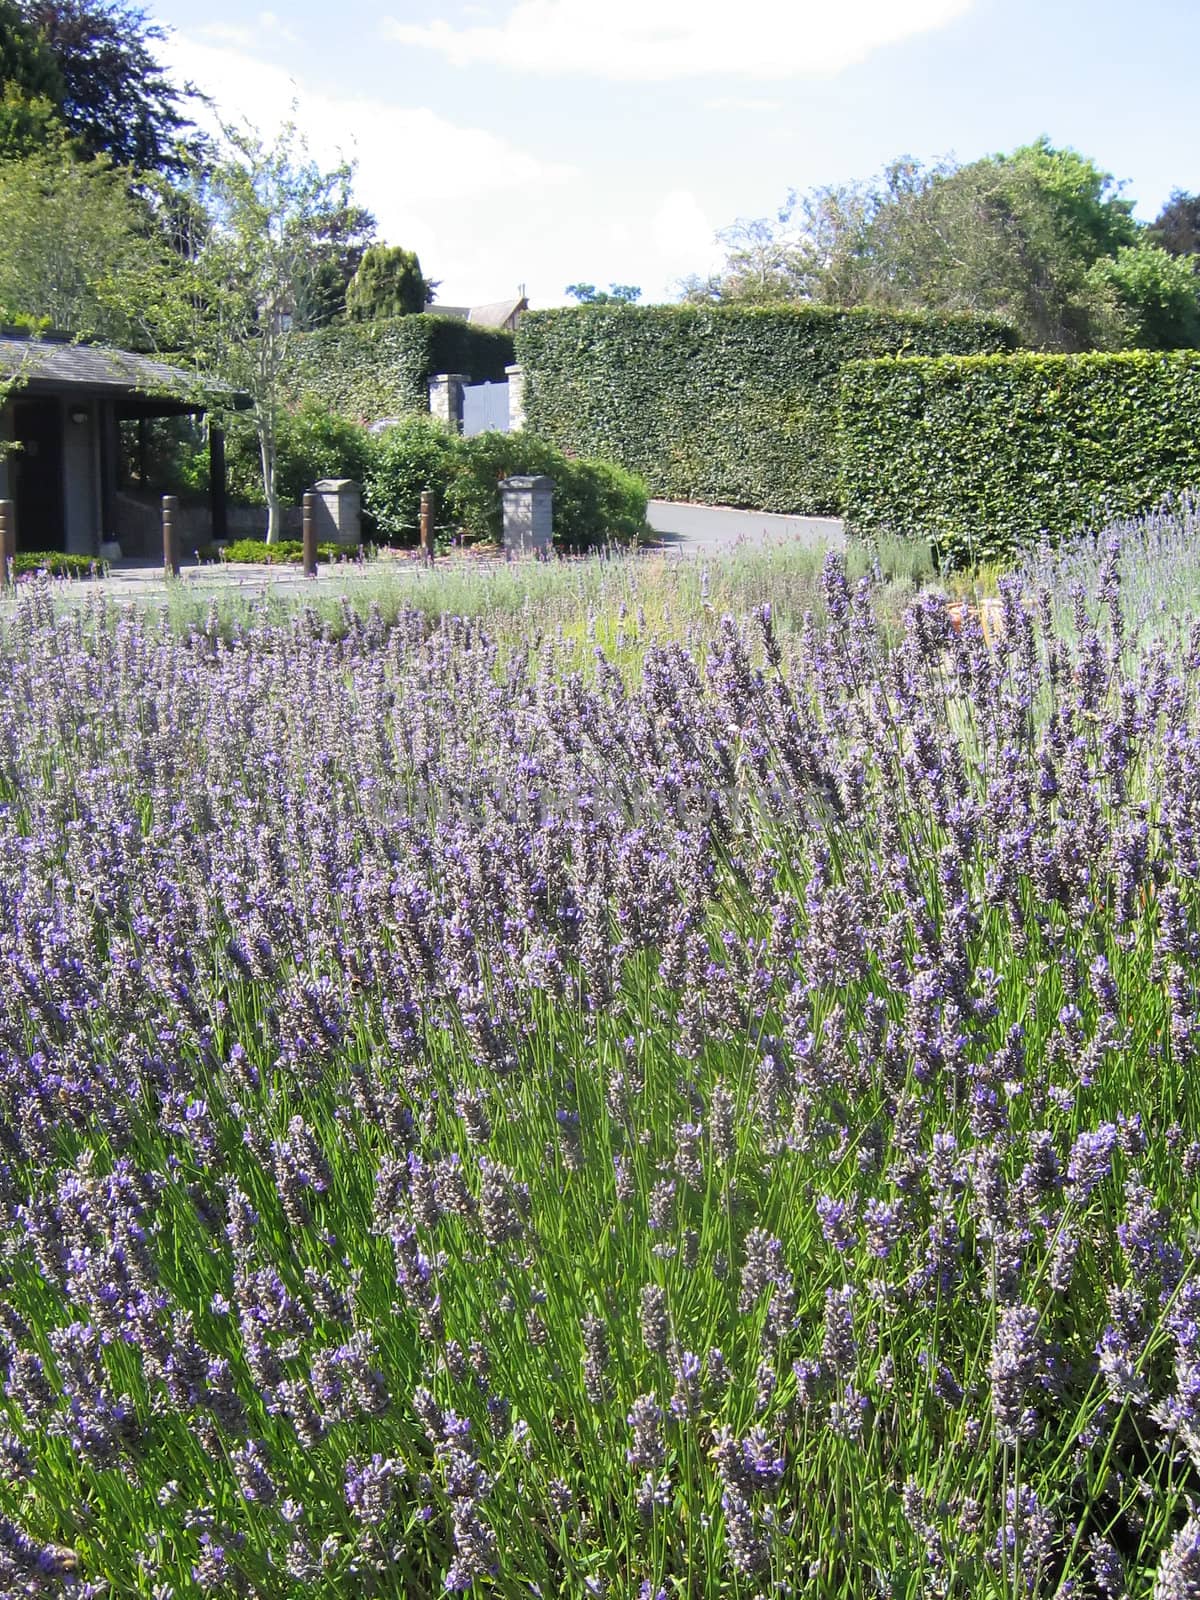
647, 499, 845, 555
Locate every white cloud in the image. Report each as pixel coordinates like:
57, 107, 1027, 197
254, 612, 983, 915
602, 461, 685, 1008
190, 12, 298, 50
158, 33, 577, 303
383, 0, 973, 81
651, 189, 721, 288
161, 34, 574, 208
703, 95, 783, 113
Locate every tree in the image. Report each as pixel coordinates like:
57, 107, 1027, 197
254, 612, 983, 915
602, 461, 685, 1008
0, 139, 188, 344
0, 0, 64, 156
289, 201, 376, 329
1150, 191, 1200, 258
18, 0, 196, 174
1087, 243, 1200, 350
688, 140, 1179, 351
184, 123, 367, 542
345, 244, 430, 322
564, 282, 641, 304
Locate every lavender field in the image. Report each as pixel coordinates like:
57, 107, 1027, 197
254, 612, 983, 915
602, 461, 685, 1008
1, 541, 1199, 1600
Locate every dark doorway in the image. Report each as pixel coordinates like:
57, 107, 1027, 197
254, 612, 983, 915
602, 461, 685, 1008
11, 398, 64, 551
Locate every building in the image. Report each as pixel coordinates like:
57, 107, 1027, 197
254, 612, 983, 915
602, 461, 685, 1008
421, 296, 529, 334
0, 330, 240, 557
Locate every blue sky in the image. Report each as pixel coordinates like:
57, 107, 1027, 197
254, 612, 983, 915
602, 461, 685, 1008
152, 0, 1200, 310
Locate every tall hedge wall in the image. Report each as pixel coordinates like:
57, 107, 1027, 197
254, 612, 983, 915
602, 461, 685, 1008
838, 349, 1200, 566
515, 304, 1014, 514
287, 316, 514, 422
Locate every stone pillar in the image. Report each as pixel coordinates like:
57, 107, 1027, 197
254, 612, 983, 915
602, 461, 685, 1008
500, 475, 554, 556
428, 373, 468, 433
505, 364, 526, 431
312, 478, 361, 548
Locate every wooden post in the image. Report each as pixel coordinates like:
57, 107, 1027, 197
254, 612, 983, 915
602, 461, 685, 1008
420, 489, 434, 562
162, 494, 180, 579
302, 491, 318, 577
0, 500, 13, 588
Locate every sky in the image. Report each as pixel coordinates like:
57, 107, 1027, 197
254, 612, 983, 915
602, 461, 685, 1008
150, 0, 1200, 311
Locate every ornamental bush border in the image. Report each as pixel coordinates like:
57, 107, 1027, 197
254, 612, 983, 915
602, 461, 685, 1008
837, 348, 1200, 567
515, 303, 1014, 516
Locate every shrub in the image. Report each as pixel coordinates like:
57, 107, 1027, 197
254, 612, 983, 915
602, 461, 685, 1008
186, 401, 379, 512
287, 315, 514, 421
837, 348, 1200, 566
447, 431, 649, 549
515, 303, 1014, 514
364, 423, 649, 550
204, 539, 353, 565
13, 551, 99, 577
363, 416, 464, 545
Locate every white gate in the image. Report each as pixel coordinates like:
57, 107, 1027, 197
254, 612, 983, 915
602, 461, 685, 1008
462, 380, 510, 437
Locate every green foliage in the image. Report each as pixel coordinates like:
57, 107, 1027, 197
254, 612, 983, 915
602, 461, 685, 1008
12, 549, 97, 576
516, 303, 1013, 514
1150, 190, 1200, 258
0, 141, 188, 343
206, 538, 348, 565
448, 430, 649, 549
0, 0, 63, 157
18, 0, 196, 175
363, 414, 463, 542
181, 122, 370, 540
688, 140, 1168, 352
363, 417, 648, 548
565, 283, 641, 304
287, 314, 513, 421
198, 399, 378, 509
1086, 243, 1200, 350
345, 244, 430, 321
0, 80, 60, 157
837, 348, 1200, 565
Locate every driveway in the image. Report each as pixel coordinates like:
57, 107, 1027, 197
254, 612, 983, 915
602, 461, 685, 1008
647, 500, 845, 555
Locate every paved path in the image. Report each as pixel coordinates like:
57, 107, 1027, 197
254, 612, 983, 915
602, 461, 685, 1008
647, 500, 844, 555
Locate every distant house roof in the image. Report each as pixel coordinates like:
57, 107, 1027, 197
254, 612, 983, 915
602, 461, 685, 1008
423, 296, 528, 332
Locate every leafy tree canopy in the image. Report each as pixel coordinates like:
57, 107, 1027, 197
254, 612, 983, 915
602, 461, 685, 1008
685, 139, 1197, 352
345, 243, 430, 322
181, 122, 372, 539
17, 0, 196, 173
565, 282, 641, 304
0, 139, 189, 343
1150, 190, 1200, 258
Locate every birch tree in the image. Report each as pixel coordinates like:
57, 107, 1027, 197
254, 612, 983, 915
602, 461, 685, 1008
187, 123, 369, 542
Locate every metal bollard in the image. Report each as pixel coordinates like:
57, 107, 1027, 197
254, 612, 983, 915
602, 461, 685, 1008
162, 494, 180, 579
302, 491, 318, 577
420, 489, 434, 563
0, 500, 13, 589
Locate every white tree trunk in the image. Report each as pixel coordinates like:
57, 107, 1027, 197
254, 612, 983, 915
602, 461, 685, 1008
258, 423, 280, 545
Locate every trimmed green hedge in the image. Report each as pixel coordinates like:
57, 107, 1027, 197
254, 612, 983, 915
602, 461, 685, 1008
515, 304, 1014, 514
838, 349, 1200, 566
288, 315, 514, 422
13, 552, 99, 578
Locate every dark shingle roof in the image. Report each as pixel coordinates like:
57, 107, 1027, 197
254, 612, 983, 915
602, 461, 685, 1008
0, 333, 197, 396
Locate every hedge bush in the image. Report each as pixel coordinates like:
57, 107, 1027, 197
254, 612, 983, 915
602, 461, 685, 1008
448, 432, 649, 550
837, 349, 1200, 566
13, 551, 98, 578
515, 304, 1014, 514
364, 417, 465, 544
364, 421, 649, 549
287, 315, 514, 422
198, 540, 352, 566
